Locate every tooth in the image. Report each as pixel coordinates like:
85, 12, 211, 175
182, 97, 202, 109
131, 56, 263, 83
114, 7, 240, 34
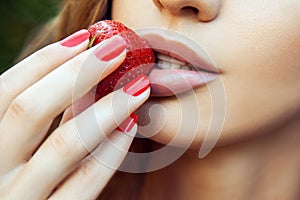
154, 63, 160, 69
158, 60, 172, 69
171, 63, 181, 69
169, 57, 186, 66
157, 53, 186, 66
181, 65, 191, 70
157, 60, 164, 69
157, 53, 171, 62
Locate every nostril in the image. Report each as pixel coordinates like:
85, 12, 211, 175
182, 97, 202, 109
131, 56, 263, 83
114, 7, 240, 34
181, 6, 199, 14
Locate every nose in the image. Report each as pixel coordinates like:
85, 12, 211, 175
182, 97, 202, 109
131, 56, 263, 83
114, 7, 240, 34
154, 0, 221, 22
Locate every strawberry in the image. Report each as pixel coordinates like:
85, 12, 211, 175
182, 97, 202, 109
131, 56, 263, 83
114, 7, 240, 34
88, 20, 155, 100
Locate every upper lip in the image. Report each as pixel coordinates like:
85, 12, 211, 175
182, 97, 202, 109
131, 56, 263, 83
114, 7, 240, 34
136, 28, 220, 74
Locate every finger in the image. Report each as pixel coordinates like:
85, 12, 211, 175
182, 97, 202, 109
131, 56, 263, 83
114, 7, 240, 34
0, 35, 127, 173
49, 125, 137, 200
4, 76, 150, 199
0, 29, 90, 119
0, 163, 24, 190
60, 89, 96, 125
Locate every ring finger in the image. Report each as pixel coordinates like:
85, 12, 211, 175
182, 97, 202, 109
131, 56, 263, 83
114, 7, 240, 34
49, 126, 137, 200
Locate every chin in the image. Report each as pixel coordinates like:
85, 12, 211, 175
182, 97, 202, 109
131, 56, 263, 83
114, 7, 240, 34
135, 89, 298, 152
134, 87, 224, 150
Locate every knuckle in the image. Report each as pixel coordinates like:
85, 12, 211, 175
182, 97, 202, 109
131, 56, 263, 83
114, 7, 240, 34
33, 48, 50, 64
79, 158, 99, 177
79, 157, 111, 180
48, 126, 86, 157
48, 129, 70, 156
68, 57, 83, 74
7, 93, 38, 120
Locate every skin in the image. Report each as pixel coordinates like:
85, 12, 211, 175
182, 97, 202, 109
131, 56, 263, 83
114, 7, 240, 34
0, 34, 150, 199
0, 0, 299, 199
112, 0, 300, 199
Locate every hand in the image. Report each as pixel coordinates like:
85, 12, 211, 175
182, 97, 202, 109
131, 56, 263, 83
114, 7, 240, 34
0, 30, 150, 199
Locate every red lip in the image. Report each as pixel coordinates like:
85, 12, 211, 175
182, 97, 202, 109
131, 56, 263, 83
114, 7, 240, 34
149, 68, 219, 96
136, 28, 220, 97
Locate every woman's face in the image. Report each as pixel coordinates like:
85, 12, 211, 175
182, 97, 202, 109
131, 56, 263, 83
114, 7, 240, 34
111, 0, 300, 148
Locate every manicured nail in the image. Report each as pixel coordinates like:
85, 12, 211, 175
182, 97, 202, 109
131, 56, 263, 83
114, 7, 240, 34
94, 36, 127, 62
117, 114, 138, 133
60, 29, 90, 47
123, 75, 150, 96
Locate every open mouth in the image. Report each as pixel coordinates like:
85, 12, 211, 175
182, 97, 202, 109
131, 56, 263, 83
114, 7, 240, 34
157, 52, 191, 70
154, 50, 218, 74
148, 51, 220, 97
136, 28, 221, 97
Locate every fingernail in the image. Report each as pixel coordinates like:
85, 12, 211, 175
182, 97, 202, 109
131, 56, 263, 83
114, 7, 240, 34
117, 114, 138, 133
60, 29, 90, 47
94, 36, 127, 62
123, 75, 150, 96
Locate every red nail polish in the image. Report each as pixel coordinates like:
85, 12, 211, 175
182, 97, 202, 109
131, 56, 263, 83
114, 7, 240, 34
123, 75, 150, 96
117, 114, 138, 133
60, 30, 90, 47
94, 36, 126, 62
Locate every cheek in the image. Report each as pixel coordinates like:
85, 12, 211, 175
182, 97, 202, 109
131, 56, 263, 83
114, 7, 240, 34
113, 0, 300, 147
202, 1, 300, 142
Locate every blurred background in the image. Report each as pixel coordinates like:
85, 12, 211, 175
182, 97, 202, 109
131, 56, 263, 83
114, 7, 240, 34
0, 0, 60, 74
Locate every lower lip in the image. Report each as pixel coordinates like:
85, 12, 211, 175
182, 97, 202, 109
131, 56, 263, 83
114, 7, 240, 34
148, 68, 220, 97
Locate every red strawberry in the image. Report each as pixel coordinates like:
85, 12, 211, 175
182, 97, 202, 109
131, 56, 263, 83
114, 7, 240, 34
88, 20, 155, 100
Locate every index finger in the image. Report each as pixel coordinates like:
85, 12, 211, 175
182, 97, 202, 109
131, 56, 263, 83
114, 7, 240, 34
0, 29, 90, 119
